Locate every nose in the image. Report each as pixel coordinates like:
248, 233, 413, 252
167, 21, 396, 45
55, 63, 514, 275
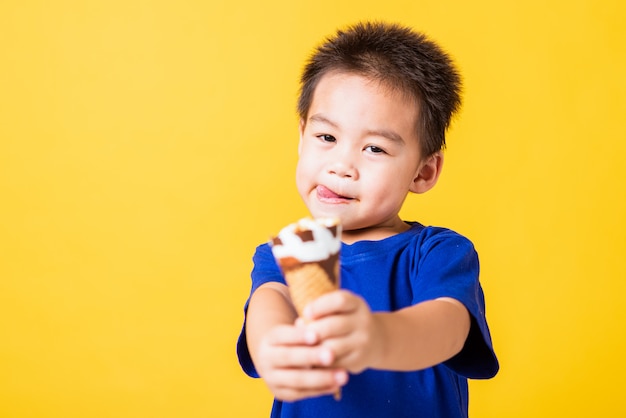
327, 147, 359, 180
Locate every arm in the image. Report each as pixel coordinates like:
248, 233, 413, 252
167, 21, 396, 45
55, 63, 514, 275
371, 297, 470, 370
302, 291, 470, 373
245, 281, 298, 355
245, 282, 348, 401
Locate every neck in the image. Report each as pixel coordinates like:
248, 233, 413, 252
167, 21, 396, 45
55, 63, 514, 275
341, 220, 410, 244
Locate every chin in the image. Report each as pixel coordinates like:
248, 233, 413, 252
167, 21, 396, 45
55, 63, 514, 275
309, 210, 339, 220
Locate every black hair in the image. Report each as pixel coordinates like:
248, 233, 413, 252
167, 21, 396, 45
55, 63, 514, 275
298, 21, 462, 156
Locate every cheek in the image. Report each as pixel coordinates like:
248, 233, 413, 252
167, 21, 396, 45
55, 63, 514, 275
364, 166, 411, 198
296, 149, 319, 177
295, 158, 311, 194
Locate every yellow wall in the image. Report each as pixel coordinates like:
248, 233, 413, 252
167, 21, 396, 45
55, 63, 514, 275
1, 0, 624, 416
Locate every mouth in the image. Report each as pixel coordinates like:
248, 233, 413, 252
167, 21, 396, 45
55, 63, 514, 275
316, 185, 354, 203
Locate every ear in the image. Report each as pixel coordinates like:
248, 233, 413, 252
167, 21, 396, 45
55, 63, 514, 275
409, 151, 444, 194
298, 118, 305, 155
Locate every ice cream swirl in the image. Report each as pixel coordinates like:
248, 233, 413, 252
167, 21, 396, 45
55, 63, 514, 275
270, 217, 341, 263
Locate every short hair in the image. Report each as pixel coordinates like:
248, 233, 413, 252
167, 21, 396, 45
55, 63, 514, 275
297, 21, 462, 156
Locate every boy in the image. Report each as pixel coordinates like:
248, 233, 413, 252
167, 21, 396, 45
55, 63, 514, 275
237, 21, 498, 417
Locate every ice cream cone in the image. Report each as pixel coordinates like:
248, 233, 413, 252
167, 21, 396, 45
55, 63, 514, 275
270, 217, 342, 400
282, 259, 339, 316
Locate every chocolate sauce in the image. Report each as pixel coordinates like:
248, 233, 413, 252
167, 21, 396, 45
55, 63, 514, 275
277, 252, 339, 285
297, 229, 315, 242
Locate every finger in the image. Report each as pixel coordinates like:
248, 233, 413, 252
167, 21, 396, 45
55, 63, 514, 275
312, 324, 371, 370
320, 337, 354, 368
272, 368, 348, 401
329, 346, 363, 372
303, 290, 360, 320
305, 314, 353, 341
266, 324, 318, 346
269, 345, 335, 368
322, 335, 374, 374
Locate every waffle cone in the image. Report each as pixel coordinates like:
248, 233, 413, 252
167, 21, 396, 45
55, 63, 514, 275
283, 260, 341, 401
270, 217, 342, 400
283, 260, 339, 316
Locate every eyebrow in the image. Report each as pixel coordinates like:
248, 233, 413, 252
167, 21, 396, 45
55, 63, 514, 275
308, 114, 405, 144
365, 128, 405, 144
308, 114, 339, 128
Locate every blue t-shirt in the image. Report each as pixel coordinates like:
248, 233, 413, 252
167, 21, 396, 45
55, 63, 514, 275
237, 223, 498, 417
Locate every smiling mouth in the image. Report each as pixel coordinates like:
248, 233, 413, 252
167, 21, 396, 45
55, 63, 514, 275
316, 185, 354, 202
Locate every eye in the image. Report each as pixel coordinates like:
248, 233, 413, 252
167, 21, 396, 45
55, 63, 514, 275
317, 134, 336, 143
365, 145, 386, 154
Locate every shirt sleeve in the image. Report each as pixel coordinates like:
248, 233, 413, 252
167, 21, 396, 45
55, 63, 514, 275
411, 228, 499, 379
236, 243, 285, 377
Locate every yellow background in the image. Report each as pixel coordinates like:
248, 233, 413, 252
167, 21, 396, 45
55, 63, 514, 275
1, 0, 624, 416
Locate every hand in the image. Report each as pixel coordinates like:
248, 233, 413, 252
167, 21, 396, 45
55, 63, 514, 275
302, 290, 384, 374
252, 322, 349, 401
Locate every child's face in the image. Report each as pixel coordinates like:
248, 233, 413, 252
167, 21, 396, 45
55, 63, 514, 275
296, 71, 430, 240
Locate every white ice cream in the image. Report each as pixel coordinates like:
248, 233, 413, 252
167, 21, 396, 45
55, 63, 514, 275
270, 217, 341, 262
